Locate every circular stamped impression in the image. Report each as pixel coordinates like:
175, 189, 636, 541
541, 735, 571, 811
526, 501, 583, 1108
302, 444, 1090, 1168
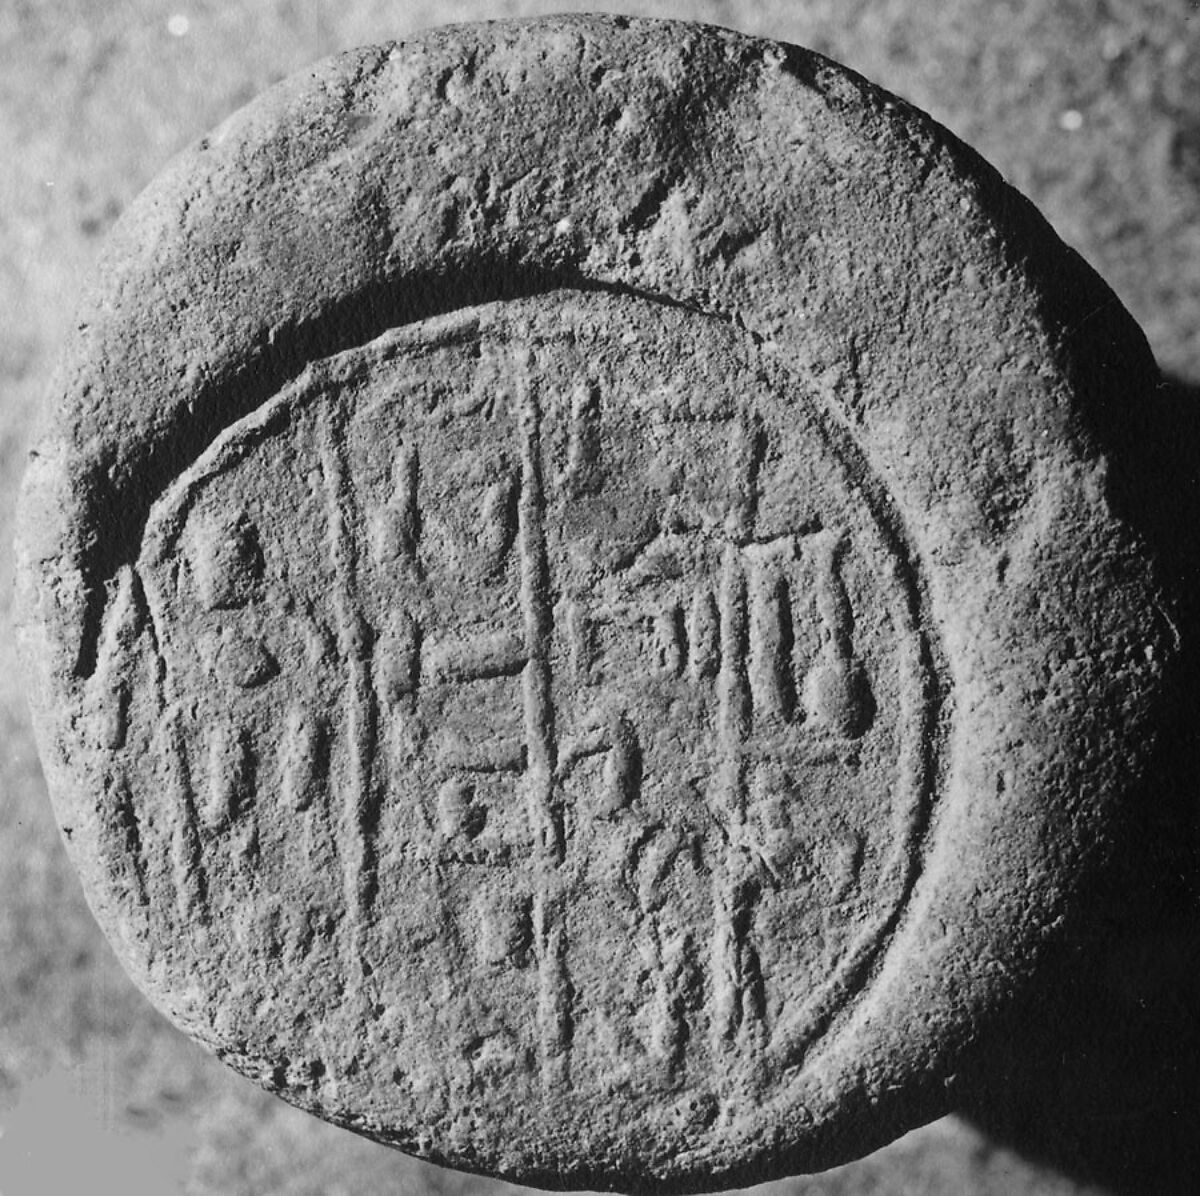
13, 14, 1177, 1191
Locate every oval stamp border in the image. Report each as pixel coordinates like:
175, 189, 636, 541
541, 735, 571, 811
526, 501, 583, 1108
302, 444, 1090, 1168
130, 292, 946, 1085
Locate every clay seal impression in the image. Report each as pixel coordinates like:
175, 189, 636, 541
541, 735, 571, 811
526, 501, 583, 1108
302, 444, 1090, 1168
13, 14, 1177, 1191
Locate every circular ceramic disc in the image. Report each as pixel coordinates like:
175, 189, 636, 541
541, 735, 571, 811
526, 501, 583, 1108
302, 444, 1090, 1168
13, 14, 1173, 1191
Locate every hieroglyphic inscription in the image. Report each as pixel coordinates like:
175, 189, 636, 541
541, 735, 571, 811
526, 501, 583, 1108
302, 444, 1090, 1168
534, 891, 573, 1090
370, 444, 420, 571
803, 532, 874, 737
374, 613, 420, 704
194, 511, 263, 610
203, 723, 252, 830
100, 774, 149, 910
652, 605, 685, 677
564, 599, 591, 680
87, 566, 144, 751
388, 357, 884, 1071
649, 932, 701, 1071
745, 542, 798, 724
478, 470, 519, 577
120, 291, 933, 1127
688, 589, 720, 682
160, 712, 209, 927
599, 712, 641, 816
281, 705, 328, 813
425, 632, 527, 683
565, 380, 602, 497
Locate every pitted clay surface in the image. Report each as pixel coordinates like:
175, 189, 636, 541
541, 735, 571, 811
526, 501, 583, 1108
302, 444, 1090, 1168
14, 13, 1173, 1191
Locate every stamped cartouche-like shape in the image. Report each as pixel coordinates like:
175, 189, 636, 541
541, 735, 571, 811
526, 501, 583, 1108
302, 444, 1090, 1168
13, 14, 1175, 1191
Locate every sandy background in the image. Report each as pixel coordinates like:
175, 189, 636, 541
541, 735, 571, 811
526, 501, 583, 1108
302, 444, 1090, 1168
2, 2, 1199, 1193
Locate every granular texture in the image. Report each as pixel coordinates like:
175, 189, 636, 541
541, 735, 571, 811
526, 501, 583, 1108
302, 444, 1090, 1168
13, 14, 1175, 1191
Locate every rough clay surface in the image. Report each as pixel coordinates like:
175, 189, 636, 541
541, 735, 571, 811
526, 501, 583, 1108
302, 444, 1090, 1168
8, 11, 1181, 1195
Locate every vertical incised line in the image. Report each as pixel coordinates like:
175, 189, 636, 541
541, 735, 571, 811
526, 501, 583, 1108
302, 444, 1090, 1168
163, 709, 210, 927
107, 774, 149, 911
516, 366, 561, 865
319, 407, 378, 981
516, 358, 571, 1091
725, 410, 763, 545
712, 408, 763, 1049
712, 543, 749, 1047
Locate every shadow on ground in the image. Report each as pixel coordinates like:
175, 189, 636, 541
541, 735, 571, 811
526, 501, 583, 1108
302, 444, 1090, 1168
962, 372, 1200, 1195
